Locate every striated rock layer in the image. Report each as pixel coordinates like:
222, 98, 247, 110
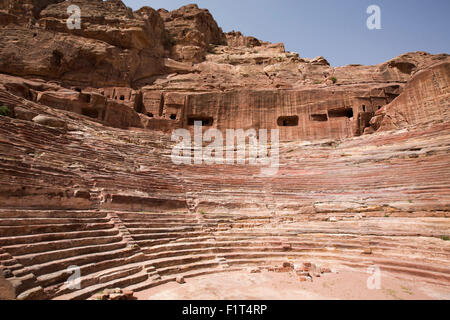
0, 1, 449, 299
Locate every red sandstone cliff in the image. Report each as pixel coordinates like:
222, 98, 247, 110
0, 0, 449, 300
0, 0, 448, 140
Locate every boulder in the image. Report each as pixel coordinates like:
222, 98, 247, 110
247, 267, 261, 274
176, 276, 186, 284
158, 4, 226, 63
32, 114, 66, 128
13, 106, 38, 121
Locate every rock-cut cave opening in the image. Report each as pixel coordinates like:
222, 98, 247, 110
277, 116, 299, 127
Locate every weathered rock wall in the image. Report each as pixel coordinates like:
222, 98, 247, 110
0, 0, 65, 21
0, 0, 449, 300
0, 0, 448, 141
372, 62, 450, 131
181, 85, 401, 141
158, 4, 226, 63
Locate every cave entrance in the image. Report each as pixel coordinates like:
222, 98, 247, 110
187, 116, 214, 126
311, 114, 328, 122
277, 116, 299, 127
328, 108, 354, 119
79, 93, 91, 103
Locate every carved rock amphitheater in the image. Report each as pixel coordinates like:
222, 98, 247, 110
0, 0, 449, 300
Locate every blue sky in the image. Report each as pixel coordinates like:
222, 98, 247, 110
123, 0, 449, 66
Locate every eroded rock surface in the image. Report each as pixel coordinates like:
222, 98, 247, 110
0, 0, 448, 300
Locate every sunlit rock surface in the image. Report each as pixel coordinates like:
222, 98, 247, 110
0, 0, 448, 300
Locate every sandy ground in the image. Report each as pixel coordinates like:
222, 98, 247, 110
135, 270, 450, 300
0, 275, 15, 300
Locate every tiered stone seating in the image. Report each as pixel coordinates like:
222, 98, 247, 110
0, 80, 448, 299
0, 0, 448, 300
208, 218, 450, 282
0, 209, 147, 299
98, 212, 450, 295
115, 212, 227, 285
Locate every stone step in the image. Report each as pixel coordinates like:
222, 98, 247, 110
0, 222, 114, 237
1, 258, 18, 267
142, 239, 345, 254
16, 286, 47, 300
121, 217, 230, 224
3, 235, 123, 256
8, 272, 39, 297
218, 219, 450, 235
218, 251, 450, 278
156, 259, 221, 276
124, 276, 172, 293
121, 217, 200, 223
9, 264, 26, 274
144, 242, 218, 254
209, 235, 450, 254
214, 228, 445, 238
115, 212, 197, 220
145, 247, 216, 260
220, 251, 359, 262
0, 217, 110, 226
378, 264, 450, 283
172, 236, 217, 244
131, 231, 205, 241
141, 244, 394, 264
0, 229, 119, 246
37, 252, 146, 288
53, 264, 144, 297
123, 222, 202, 228
0, 210, 108, 219
149, 253, 218, 270
54, 271, 149, 300
27, 246, 139, 277
372, 257, 450, 277
127, 267, 242, 294
15, 241, 128, 266
135, 238, 176, 247
128, 226, 204, 234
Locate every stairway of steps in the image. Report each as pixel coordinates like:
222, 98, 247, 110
216, 256, 230, 269
107, 212, 140, 249
0, 247, 43, 299
89, 190, 103, 210
1, 209, 449, 299
0, 209, 147, 299
114, 211, 246, 286
1, 74, 449, 300
115, 212, 450, 291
